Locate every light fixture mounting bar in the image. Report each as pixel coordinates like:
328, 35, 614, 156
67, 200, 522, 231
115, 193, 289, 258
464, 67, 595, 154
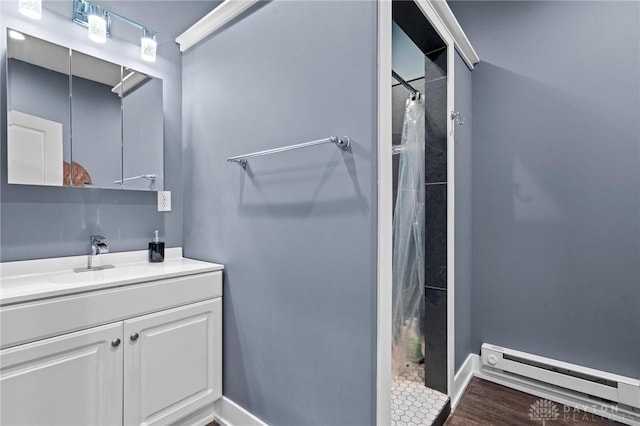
72, 0, 156, 39
72, 0, 111, 35
105, 10, 151, 33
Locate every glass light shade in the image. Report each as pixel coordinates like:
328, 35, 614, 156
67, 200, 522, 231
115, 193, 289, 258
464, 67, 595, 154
88, 14, 107, 43
18, 0, 41, 19
140, 36, 157, 62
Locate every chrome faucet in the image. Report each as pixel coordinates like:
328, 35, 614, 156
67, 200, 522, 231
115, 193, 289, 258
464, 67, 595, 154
91, 235, 108, 254
74, 235, 115, 273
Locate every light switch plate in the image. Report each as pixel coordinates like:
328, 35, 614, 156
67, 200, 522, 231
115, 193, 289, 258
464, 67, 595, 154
157, 191, 171, 212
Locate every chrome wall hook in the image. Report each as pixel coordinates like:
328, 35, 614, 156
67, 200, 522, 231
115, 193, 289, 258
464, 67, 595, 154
451, 111, 466, 126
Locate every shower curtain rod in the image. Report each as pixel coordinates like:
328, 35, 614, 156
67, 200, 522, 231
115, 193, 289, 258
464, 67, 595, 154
392, 70, 419, 96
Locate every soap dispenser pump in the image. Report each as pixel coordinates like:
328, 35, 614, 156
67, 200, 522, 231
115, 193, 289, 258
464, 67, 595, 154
149, 230, 165, 263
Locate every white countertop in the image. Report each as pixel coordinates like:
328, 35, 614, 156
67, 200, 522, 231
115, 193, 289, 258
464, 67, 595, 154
0, 248, 224, 305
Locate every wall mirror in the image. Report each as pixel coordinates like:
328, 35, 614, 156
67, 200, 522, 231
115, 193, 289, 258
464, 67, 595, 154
6, 29, 163, 191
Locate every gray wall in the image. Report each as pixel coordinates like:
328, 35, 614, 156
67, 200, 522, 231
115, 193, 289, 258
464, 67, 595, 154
449, 1, 640, 378
1, 1, 214, 261
454, 52, 472, 371
182, 1, 377, 424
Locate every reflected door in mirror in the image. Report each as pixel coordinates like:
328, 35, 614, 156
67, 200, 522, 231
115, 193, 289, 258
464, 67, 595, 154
6, 30, 70, 186
8, 111, 63, 185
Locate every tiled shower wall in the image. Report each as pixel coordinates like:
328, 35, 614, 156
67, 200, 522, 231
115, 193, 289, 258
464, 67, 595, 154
424, 47, 448, 394
391, 48, 449, 395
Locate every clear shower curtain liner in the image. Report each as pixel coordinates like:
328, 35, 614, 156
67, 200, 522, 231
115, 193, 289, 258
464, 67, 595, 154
392, 95, 426, 376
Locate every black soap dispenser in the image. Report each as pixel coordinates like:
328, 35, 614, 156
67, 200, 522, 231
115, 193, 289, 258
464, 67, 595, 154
149, 230, 165, 263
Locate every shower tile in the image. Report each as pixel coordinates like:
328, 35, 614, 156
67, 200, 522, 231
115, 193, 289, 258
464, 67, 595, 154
391, 364, 449, 426
425, 78, 447, 183
425, 287, 448, 394
425, 48, 447, 82
425, 183, 447, 289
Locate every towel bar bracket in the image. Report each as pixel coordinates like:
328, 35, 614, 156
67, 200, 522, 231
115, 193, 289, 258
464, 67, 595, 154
229, 158, 248, 168
332, 136, 351, 151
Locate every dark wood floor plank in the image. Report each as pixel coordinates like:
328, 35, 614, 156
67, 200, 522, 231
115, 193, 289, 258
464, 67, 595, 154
446, 378, 622, 426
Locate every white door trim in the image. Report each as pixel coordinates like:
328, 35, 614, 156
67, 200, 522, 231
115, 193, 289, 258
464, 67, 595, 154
376, 2, 393, 425
430, 1, 480, 69
377, 1, 477, 423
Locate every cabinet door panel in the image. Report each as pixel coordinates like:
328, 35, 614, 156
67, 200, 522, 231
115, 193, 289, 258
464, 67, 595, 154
124, 299, 221, 426
0, 322, 123, 426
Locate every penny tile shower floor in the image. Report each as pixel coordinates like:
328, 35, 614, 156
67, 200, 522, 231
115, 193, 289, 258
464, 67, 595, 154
391, 364, 449, 426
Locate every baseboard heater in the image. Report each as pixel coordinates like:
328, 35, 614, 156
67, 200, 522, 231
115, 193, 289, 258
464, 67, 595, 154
481, 344, 640, 411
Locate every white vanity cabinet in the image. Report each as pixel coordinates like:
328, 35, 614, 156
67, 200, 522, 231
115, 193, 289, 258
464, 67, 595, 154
124, 299, 222, 426
0, 322, 124, 426
0, 252, 223, 426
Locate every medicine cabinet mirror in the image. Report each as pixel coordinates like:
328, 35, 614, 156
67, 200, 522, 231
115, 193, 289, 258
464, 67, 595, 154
6, 29, 163, 191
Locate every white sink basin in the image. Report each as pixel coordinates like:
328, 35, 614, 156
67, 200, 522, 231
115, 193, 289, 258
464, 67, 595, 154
47, 271, 105, 284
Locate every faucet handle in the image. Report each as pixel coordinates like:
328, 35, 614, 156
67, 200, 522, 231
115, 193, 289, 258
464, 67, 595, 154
90, 235, 109, 256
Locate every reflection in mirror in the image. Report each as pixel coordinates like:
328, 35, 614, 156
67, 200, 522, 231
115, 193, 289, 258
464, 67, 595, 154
5, 30, 164, 191
7, 29, 70, 186
121, 67, 163, 190
71, 50, 123, 189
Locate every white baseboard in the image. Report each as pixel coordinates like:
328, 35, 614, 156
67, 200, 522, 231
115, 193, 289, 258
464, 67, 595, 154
172, 403, 215, 426
452, 353, 478, 410
214, 397, 268, 426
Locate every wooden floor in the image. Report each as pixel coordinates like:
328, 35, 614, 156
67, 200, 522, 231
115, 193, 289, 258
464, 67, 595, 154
446, 378, 622, 426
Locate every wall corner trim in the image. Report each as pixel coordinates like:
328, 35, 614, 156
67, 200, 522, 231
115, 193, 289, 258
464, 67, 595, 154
429, 1, 480, 68
175, 0, 260, 52
452, 354, 479, 410
214, 397, 268, 426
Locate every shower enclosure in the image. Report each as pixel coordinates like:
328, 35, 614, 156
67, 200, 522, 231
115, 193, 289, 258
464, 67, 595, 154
389, 6, 453, 425
391, 87, 425, 376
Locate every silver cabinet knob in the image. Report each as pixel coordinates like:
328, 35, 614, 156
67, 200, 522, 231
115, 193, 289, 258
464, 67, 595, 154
130, 332, 139, 342
111, 338, 121, 347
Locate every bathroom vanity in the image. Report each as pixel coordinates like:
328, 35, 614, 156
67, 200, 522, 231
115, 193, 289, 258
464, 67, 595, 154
0, 248, 223, 426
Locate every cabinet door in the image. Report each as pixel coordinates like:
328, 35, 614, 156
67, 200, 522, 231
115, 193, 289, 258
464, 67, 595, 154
0, 322, 123, 426
123, 299, 222, 426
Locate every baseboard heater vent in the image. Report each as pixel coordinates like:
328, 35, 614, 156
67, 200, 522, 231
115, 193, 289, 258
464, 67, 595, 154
481, 344, 640, 410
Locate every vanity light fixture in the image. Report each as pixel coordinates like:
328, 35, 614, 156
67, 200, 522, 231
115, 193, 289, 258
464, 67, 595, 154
18, 0, 41, 19
72, 0, 158, 62
87, 5, 107, 44
140, 28, 157, 63
8, 30, 26, 41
